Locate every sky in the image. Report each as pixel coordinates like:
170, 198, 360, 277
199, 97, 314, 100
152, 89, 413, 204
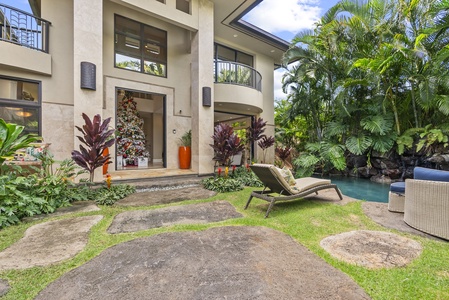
4, 0, 341, 100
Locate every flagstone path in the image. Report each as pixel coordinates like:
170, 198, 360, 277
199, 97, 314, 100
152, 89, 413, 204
0, 185, 441, 299
108, 200, 242, 233
0, 215, 103, 271
35, 226, 371, 300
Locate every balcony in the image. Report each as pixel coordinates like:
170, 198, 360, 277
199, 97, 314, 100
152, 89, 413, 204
214, 60, 262, 92
214, 60, 263, 114
0, 3, 51, 53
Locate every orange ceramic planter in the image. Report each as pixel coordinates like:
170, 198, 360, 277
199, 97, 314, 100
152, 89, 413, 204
102, 147, 109, 175
178, 146, 191, 169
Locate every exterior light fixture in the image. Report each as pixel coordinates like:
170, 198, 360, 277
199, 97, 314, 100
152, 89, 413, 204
80, 62, 96, 90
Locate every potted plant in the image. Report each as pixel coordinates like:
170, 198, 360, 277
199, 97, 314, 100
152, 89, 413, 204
178, 130, 191, 169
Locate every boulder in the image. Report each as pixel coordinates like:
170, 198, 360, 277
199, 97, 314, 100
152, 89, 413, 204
357, 167, 378, 178
370, 174, 392, 184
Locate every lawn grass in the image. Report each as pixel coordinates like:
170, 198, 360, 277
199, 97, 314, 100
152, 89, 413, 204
0, 188, 448, 299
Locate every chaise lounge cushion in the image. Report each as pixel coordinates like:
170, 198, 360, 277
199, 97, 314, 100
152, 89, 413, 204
390, 182, 405, 194
414, 167, 449, 182
268, 166, 330, 194
293, 177, 331, 193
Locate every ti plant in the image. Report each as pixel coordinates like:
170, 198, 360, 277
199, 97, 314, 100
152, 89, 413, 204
210, 123, 245, 167
246, 117, 267, 162
257, 136, 275, 163
246, 117, 267, 144
0, 118, 41, 167
275, 146, 292, 167
71, 113, 115, 182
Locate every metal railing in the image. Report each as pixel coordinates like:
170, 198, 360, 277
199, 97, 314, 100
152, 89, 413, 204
0, 3, 51, 53
214, 60, 262, 92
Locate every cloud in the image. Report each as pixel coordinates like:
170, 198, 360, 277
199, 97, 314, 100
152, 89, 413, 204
274, 68, 288, 100
244, 0, 322, 35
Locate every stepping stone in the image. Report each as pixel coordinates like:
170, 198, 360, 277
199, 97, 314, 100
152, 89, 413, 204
116, 186, 216, 206
23, 201, 100, 222
35, 226, 370, 300
108, 201, 241, 233
320, 230, 422, 269
0, 215, 103, 270
0, 279, 9, 297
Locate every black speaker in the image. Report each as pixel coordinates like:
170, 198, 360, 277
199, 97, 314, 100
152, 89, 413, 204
202, 86, 211, 107
80, 62, 96, 90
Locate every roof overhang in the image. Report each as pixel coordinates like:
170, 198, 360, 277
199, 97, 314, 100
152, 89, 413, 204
211, 0, 289, 66
28, 0, 41, 17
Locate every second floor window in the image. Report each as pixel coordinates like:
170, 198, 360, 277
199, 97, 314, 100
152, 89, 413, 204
114, 15, 167, 77
214, 44, 253, 67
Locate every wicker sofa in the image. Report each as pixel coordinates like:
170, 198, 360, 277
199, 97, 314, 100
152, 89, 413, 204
404, 167, 449, 240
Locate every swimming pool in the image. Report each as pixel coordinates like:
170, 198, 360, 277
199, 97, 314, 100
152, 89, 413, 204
322, 176, 390, 203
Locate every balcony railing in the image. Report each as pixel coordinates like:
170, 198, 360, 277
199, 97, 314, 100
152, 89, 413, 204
0, 3, 51, 53
214, 60, 262, 92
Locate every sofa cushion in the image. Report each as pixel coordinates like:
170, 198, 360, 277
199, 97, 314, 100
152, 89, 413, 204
414, 167, 449, 182
390, 182, 405, 194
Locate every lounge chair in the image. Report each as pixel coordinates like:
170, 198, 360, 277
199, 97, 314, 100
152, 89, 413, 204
245, 164, 343, 218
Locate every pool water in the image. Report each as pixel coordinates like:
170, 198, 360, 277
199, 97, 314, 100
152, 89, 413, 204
322, 176, 390, 203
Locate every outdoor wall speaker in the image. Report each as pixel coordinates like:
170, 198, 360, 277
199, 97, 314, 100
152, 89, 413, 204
202, 86, 211, 107
80, 62, 96, 90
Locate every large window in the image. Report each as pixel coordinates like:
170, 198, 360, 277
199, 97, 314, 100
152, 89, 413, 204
0, 76, 41, 135
114, 15, 167, 77
214, 43, 253, 67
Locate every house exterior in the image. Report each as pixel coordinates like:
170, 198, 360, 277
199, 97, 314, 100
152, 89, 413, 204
0, 0, 288, 181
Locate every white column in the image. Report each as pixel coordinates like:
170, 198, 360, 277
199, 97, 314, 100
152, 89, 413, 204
73, 0, 104, 182
190, 0, 214, 175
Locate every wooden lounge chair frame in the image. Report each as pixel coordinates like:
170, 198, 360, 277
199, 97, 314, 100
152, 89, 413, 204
245, 164, 343, 218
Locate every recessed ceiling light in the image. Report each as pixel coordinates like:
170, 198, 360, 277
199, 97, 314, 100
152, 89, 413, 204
270, 50, 275, 53
233, 34, 238, 38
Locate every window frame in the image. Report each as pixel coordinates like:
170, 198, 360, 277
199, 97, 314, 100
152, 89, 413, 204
0, 75, 42, 136
114, 14, 168, 78
214, 43, 254, 67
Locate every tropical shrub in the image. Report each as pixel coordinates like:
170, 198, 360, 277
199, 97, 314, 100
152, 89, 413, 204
0, 149, 135, 229
278, 0, 449, 175
294, 142, 346, 177
93, 184, 136, 205
258, 136, 275, 163
202, 177, 244, 193
210, 123, 245, 166
231, 165, 263, 187
0, 119, 41, 166
72, 113, 115, 182
275, 146, 292, 168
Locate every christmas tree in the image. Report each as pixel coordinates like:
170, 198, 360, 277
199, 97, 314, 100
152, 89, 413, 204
116, 91, 150, 165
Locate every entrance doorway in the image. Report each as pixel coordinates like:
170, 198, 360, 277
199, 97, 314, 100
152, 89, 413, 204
115, 89, 166, 170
